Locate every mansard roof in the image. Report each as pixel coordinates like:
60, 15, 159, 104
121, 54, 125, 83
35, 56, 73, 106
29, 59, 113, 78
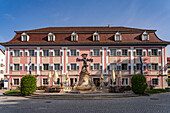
0, 26, 169, 46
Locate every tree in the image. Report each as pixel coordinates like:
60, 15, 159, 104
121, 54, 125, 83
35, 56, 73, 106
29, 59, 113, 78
131, 74, 147, 94
21, 74, 36, 96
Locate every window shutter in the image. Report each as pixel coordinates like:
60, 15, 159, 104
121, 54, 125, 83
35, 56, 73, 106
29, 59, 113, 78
100, 50, 103, 56
148, 49, 151, 56
25, 49, 29, 56
24, 64, 28, 71
106, 49, 110, 56
77, 64, 80, 70
148, 64, 151, 70
100, 64, 102, 70
60, 50, 63, 56
158, 49, 161, 56
20, 50, 23, 56
60, 64, 63, 70
10, 64, 14, 71
76, 49, 80, 56
40, 50, 43, 56
39, 64, 43, 71
35, 64, 37, 71
67, 50, 70, 56
128, 50, 131, 56
90, 64, 94, 70
133, 50, 136, 56
142, 49, 146, 56
10, 50, 14, 56
34, 50, 37, 56
134, 64, 137, 70
158, 63, 162, 70
90, 49, 93, 56
143, 64, 146, 70
128, 64, 131, 70
19, 64, 23, 71
49, 49, 54, 56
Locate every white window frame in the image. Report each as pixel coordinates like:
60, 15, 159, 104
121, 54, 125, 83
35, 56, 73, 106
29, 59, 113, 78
121, 78, 129, 86
48, 33, 55, 41
12, 78, 20, 86
21, 32, 29, 41
142, 31, 149, 40
151, 78, 159, 86
93, 32, 100, 41
42, 78, 48, 86
71, 32, 78, 41
114, 32, 121, 41
93, 49, 100, 56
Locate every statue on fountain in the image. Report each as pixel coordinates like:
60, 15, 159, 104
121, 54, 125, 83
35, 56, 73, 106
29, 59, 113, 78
74, 54, 95, 90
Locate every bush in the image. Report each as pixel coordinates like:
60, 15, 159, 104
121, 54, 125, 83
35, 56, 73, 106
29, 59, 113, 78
21, 74, 36, 96
131, 74, 147, 94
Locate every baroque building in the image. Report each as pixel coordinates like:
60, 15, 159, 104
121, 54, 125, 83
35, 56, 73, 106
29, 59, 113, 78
0, 26, 169, 89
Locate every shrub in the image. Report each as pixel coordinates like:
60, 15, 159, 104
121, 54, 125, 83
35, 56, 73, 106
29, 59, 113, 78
131, 74, 147, 94
21, 74, 36, 96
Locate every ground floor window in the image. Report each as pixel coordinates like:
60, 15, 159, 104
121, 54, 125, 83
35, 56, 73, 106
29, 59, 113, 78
13, 78, 19, 86
53, 78, 60, 85
151, 78, 159, 86
42, 78, 48, 85
121, 78, 129, 86
110, 78, 117, 86
70, 78, 77, 87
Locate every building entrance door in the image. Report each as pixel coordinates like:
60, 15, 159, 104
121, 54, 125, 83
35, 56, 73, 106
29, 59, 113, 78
93, 78, 100, 87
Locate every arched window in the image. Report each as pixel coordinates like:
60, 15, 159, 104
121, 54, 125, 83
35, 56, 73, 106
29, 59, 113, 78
21, 32, 29, 41
142, 31, 149, 40
71, 32, 78, 41
93, 32, 99, 41
48, 33, 55, 41
115, 32, 121, 41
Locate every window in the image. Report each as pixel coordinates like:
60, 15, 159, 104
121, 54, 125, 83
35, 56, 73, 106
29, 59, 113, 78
54, 50, 60, 56
152, 78, 159, 86
71, 64, 77, 70
151, 64, 158, 70
122, 49, 128, 56
93, 49, 100, 56
136, 64, 141, 70
42, 78, 48, 85
14, 50, 20, 56
71, 32, 78, 41
43, 64, 49, 70
121, 78, 129, 86
54, 64, 60, 70
43, 50, 49, 56
110, 49, 116, 56
115, 32, 121, 41
14, 64, 19, 71
29, 50, 35, 56
122, 64, 128, 70
70, 49, 77, 56
0, 70, 3, 74
49, 36, 54, 41
136, 49, 142, 56
0, 64, 3, 67
142, 32, 149, 40
151, 49, 158, 56
93, 32, 99, 41
110, 63, 117, 70
54, 78, 60, 85
94, 63, 100, 70
110, 78, 117, 86
31, 64, 35, 71
23, 35, 27, 41
13, 78, 19, 86
48, 33, 55, 41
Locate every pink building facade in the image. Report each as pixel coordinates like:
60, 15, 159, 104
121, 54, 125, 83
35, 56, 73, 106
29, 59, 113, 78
1, 26, 169, 89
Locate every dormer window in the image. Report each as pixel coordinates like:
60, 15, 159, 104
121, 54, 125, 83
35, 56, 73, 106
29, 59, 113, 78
93, 32, 99, 41
71, 32, 78, 41
142, 31, 149, 40
21, 32, 29, 41
48, 33, 55, 41
115, 32, 121, 41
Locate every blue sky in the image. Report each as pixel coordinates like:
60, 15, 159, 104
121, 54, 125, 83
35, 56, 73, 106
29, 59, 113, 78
0, 0, 170, 56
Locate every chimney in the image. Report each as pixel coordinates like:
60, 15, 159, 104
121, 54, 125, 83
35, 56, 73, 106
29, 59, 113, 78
108, 24, 112, 28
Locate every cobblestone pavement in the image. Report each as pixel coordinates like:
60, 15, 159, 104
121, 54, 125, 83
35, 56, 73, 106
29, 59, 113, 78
0, 91, 170, 113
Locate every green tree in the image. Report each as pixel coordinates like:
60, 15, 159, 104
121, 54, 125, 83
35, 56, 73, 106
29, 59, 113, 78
131, 74, 147, 94
21, 74, 36, 96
